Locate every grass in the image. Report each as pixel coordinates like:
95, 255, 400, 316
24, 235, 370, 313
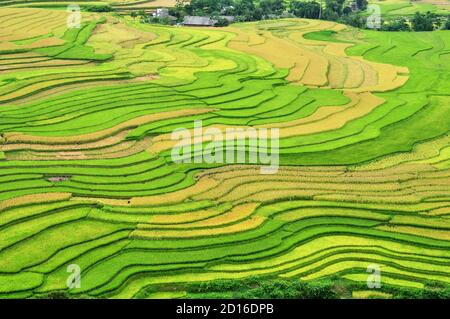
303, 30, 352, 43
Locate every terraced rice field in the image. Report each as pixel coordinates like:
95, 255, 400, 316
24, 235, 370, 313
369, 0, 450, 16
0, 7, 449, 299
0, 0, 177, 12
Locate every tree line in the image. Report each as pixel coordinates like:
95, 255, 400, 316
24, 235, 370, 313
171, 0, 368, 23
170, 0, 450, 31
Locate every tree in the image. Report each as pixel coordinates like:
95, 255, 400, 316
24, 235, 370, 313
185, 0, 223, 15
169, 7, 185, 22
342, 6, 352, 15
235, 0, 257, 21
259, 0, 285, 16
338, 13, 365, 28
253, 7, 264, 20
215, 17, 231, 26
356, 0, 368, 11
323, 8, 339, 21
84, 5, 113, 12
289, 1, 321, 19
444, 16, 450, 30
411, 11, 438, 31
323, 0, 345, 20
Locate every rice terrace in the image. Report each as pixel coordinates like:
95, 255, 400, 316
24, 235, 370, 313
0, 0, 449, 300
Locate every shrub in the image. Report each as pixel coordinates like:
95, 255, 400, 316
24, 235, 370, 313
188, 277, 339, 299
443, 17, 450, 30
411, 11, 439, 31
146, 17, 175, 25
356, 0, 368, 11
84, 5, 113, 12
381, 17, 411, 31
214, 17, 230, 27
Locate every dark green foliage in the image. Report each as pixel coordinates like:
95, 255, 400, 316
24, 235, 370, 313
182, 277, 450, 299
338, 13, 366, 28
179, 0, 279, 22
323, 0, 345, 20
146, 16, 176, 25
83, 5, 114, 13
445, 16, 450, 30
169, 7, 185, 22
187, 277, 339, 299
215, 17, 231, 26
192, 279, 247, 292
259, 0, 285, 16
171, 0, 450, 31
392, 287, 450, 299
356, 0, 368, 11
43, 292, 71, 299
32, 291, 95, 299
185, 0, 229, 15
342, 6, 352, 16
234, 0, 259, 21
289, 1, 321, 19
411, 11, 440, 31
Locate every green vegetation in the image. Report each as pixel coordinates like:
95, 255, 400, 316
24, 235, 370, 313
170, 0, 449, 31
411, 11, 441, 31
133, 277, 450, 299
84, 4, 114, 12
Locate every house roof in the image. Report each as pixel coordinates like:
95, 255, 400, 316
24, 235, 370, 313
183, 16, 217, 26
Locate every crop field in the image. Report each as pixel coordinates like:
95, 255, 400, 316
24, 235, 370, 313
0, 5, 449, 299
